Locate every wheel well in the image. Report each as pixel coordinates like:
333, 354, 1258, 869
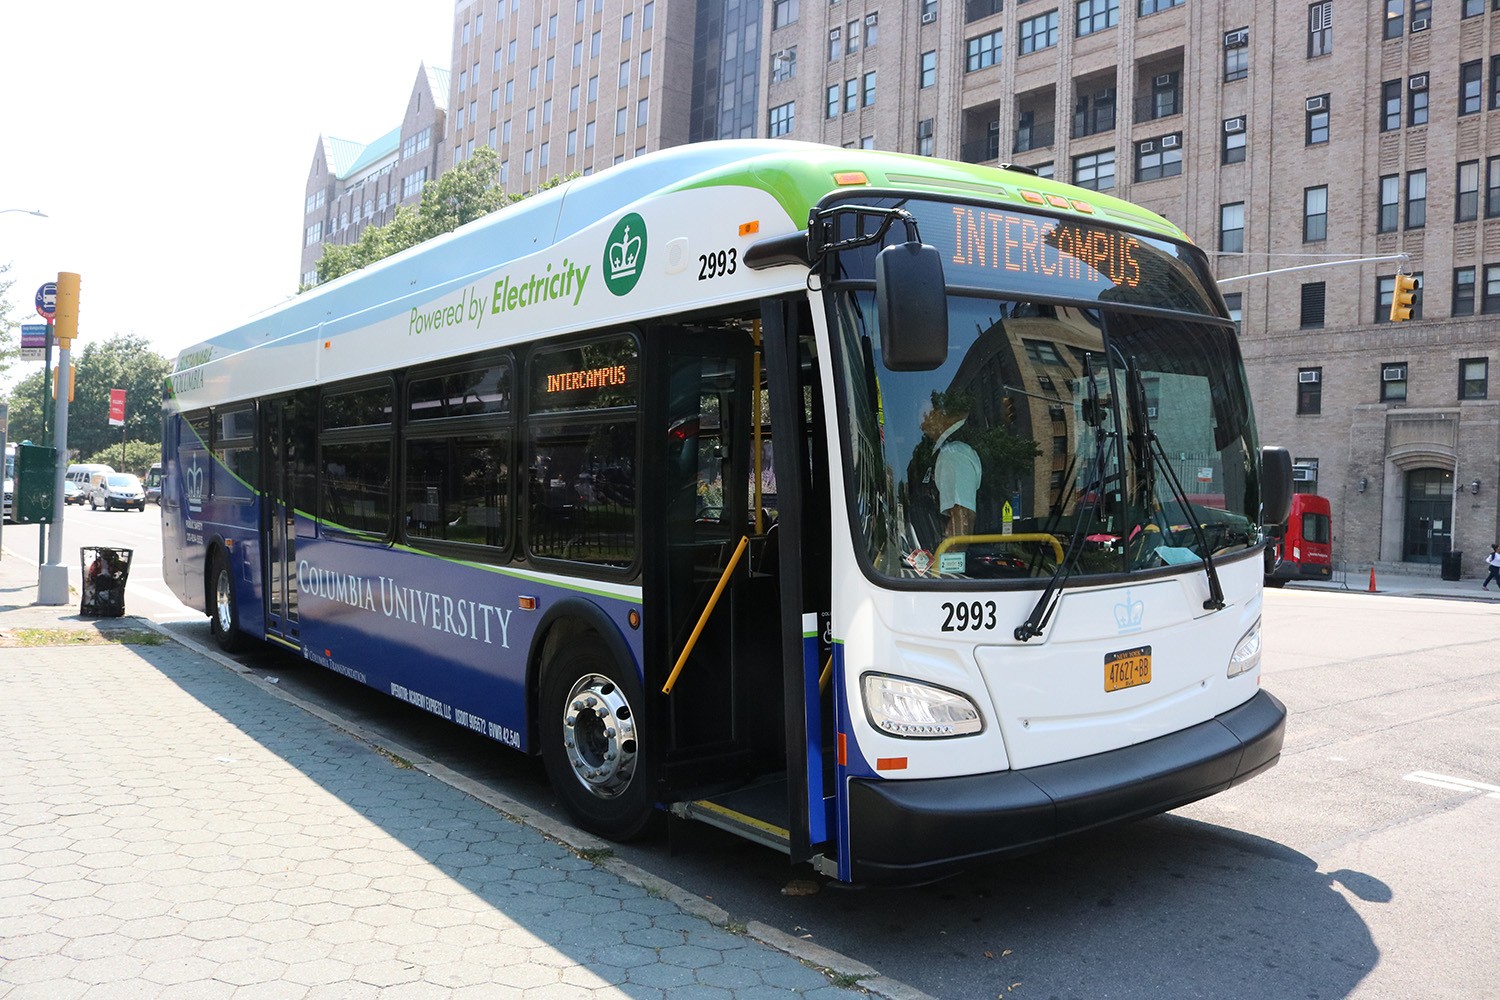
202, 539, 229, 615
525, 599, 639, 756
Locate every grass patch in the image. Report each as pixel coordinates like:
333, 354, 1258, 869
5, 627, 164, 648
577, 846, 615, 864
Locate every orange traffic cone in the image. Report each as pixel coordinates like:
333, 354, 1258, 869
1369, 566, 1377, 592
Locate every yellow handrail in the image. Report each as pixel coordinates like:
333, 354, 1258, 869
662, 535, 749, 694
935, 532, 1065, 564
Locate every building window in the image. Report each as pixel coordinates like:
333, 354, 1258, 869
1457, 161, 1480, 222
1300, 282, 1326, 328
826, 84, 840, 118
1461, 61, 1483, 115
1383, 0, 1403, 39
1380, 80, 1401, 131
828, 27, 841, 60
967, 30, 1003, 72
920, 51, 937, 88
1377, 274, 1422, 323
1492, 56, 1500, 111
1304, 186, 1328, 242
1380, 362, 1408, 402
769, 100, 795, 136
1072, 149, 1116, 191
1223, 292, 1243, 332
1408, 75, 1429, 126
847, 19, 861, 54
863, 71, 877, 106
1460, 358, 1489, 400
1222, 120, 1246, 163
1297, 368, 1322, 415
1020, 11, 1060, 53
1405, 170, 1427, 228
1306, 96, 1330, 144
1078, 0, 1119, 36
1484, 264, 1500, 314
771, 46, 796, 81
1139, 0, 1183, 14
773, 0, 798, 27
1223, 29, 1249, 82
845, 77, 858, 113
1488, 158, 1500, 217
1464, 0, 1485, 15
637, 96, 649, 127
1308, 2, 1332, 56
1220, 202, 1245, 253
865, 13, 880, 46
1454, 267, 1476, 316
917, 118, 935, 156
1378, 175, 1399, 233
1135, 136, 1182, 181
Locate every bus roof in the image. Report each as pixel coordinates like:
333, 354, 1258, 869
168, 140, 1191, 407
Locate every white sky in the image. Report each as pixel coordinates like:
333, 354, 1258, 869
0, 1, 452, 387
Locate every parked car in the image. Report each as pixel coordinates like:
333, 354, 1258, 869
89, 472, 147, 512
63, 480, 87, 505
143, 462, 163, 504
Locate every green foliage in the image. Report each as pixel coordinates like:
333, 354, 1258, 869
0, 262, 17, 386
0, 334, 170, 461
314, 147, 578, 283
81, 440, 160, 478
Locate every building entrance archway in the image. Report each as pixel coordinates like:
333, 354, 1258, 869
1401, 467, 1453, 564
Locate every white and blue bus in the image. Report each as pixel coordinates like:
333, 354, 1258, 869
162, 140, 1291, 884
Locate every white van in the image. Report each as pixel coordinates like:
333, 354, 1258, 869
65, 464, 115, 492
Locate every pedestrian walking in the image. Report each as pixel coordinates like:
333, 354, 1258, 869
1484, 544, 1500, 590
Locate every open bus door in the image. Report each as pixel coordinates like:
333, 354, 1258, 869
648, 300, 833, 869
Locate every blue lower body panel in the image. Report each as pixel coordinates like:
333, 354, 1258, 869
846, 689, 1286, 884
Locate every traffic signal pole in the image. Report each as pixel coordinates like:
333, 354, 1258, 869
37, 273, 80, 605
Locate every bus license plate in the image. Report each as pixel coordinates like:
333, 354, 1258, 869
1104, 646, 1152, 692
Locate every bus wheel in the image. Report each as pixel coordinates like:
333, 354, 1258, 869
540, 646, 656, 841
209, 551, 245, 652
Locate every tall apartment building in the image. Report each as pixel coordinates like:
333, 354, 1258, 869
304, 0, 1500, 573
300, 65, 450, 288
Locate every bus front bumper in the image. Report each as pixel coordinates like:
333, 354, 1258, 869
846, 689, 1286, 885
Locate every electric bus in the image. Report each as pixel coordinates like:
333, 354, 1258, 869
161, 140, 1292, 884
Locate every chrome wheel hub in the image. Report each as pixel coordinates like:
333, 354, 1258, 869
215, 570, 233, 632
561, 673, 638, 798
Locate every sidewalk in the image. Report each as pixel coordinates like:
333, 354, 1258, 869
0, 549, 927, 1000
1281, 565, 1500, 601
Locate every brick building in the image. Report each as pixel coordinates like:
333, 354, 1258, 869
303, 0, 1500, 573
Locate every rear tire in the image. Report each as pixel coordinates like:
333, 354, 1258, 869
209, 551, 245, 652
540, 641, 657, 841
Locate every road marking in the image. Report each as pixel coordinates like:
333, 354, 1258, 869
1404, 771, 1500, 799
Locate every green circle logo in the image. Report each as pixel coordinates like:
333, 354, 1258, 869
603, 213, 647, 296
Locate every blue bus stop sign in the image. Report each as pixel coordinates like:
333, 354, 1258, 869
35, 282, 56, 321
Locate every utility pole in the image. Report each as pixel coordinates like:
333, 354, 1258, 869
38, 272, 81, 605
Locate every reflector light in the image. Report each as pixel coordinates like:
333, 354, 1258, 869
1020, 190, 1045, 204
1070, 199, 1095, 213
519, 595, 538, 611
739, 220, 760, 236
838, 732, 848, 765
833, 171, 869, 186
876, 757, 908, 771
1046, 195, 1070, 209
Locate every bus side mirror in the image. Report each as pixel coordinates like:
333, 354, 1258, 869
1260, 446, 1293, 528
876, 241, 947, 371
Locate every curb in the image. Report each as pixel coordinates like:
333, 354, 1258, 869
139, 618, 937, 1000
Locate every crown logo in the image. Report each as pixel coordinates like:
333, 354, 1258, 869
608, 224, 642, 280
186, 459, 204, 503
1114, 590, 1144, 632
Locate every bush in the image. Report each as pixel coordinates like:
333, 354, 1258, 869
81, 440, 161, 478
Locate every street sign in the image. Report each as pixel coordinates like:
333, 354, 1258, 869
109, 389, 127, 427
20, 323, 48, 361
35, 282, 56, 321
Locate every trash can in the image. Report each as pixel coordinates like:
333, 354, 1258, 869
80, 547, 133, 617
1441, 550, 1462, 582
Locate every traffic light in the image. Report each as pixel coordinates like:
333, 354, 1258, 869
1002, 396, 1016, 426
1389, 272, 1418, 322
53, 271, 81, 345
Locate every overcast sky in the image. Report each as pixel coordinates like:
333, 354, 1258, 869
0, 1, 452, 388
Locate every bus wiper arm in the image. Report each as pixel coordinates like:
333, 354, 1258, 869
1148, 429, 1226, 611
1015, 423, 1109, 642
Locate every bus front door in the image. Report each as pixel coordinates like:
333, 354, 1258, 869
261, 393, 313, 645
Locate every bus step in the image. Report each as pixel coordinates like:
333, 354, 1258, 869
672, 779, 791, 855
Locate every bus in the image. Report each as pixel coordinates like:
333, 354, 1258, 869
161, 140, 1292, 884
1264, 493, 1332, 586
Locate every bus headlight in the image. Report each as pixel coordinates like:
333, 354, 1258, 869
861, 673, 983, 738
1227, 619, 1262, 678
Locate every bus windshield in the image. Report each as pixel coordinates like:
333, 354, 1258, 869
829, 209, 1262, 583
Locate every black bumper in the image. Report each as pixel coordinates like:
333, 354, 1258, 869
847, 689, 1286, 884
1269, 559, 1331, 580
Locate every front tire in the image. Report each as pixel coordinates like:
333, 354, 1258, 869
209, 551, 245, 652
540, 642, 657, 841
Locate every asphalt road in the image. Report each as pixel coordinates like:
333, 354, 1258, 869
8, 505, 1498, 999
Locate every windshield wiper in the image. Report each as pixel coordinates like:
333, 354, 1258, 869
1129, 362, 1225, 611
1015, 358, 1110, 642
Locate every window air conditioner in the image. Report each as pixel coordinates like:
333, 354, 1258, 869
1383, 367, 1406, 381
1224, 29, 1248, 46
1408, 74, 1428, 90
1146, 406, 1158, 418
921, 10, 937, 23
1161, 134, 1180, 148
1291, 467, 1316, 482
1298, 370, 1320, 383
1154, 74, 1175, 87
1305, 96, 1327, 112
1224, 117, 1246, 133
1139, 140, 1156, 152
1411, 17, 1429, 31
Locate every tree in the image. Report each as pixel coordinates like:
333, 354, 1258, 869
82, 440, 159, 477
316, 147, 576, 283
0, 262, 18, 386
